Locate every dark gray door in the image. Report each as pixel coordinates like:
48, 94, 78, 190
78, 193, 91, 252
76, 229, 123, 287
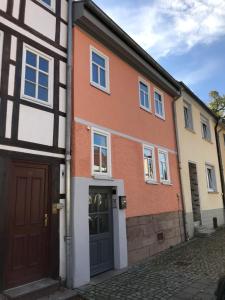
89, 187, 114, 276
189, 163, 201, 223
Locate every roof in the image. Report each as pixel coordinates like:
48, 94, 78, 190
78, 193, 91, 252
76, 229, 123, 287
72, 0, 180, 97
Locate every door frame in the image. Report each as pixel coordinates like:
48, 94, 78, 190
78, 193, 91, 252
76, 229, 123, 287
0, 150, 61, 291
89, 186, 114, 277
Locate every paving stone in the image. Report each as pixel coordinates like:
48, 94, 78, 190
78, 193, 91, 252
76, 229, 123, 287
77, 229, 225, 300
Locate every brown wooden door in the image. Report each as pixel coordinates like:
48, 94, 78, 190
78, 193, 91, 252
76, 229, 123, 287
5, 161, 50, 288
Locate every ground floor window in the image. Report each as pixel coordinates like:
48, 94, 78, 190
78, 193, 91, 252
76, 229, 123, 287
158, 149, 170, 183
206, 164, 217, 192
143, 145, 156, 182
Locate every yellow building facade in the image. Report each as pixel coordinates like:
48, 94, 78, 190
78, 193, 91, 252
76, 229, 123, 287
175, 84, 224, 238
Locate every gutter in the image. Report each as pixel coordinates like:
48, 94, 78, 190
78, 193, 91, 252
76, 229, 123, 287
172, 93, 189, 241
215, 119, 225, 207
65, 0, 73, 289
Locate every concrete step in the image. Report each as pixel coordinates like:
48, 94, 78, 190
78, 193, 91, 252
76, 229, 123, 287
194, 225, 215, 237
37, 288, 80, 300
2, 278, 59, 300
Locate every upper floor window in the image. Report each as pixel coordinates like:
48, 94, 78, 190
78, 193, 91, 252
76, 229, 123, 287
183, 101, 193, 130
154, 90, 165, 119
90, 46, 109, 93
206, 164, 217, 192
21, 44, 53, 107
201, 115, 211, 141
92, 128, 111, 176
37, 0, 55, 11
139, 80, 150, 111
143, 145, 156, 182
158, 149, 170, 183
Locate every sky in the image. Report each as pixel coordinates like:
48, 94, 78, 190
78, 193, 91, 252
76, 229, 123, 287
94, 0, 225, 104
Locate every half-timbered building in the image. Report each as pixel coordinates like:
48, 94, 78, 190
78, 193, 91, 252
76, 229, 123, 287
0, 0, 68, 291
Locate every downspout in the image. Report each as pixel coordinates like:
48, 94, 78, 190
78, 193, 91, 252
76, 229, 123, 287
215, 119, 225, 207
65, 0, 73, 289
172, 93, 189, 241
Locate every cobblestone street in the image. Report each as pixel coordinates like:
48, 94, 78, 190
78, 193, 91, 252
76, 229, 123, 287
77, 229, 225, 300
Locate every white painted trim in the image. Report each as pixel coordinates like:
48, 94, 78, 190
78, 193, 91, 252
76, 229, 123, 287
37, 0, 56, 12
21, 43, 54, 108
0, 144, 65, 158
90, 45, 110, 94
142, 144, 157, 183
0, 16, 66, 58
205, 164, 217, 192
154, 88, 165, 120
91, 127, 112, 177
75, 117, 177, 155
138, 77, 151, 112
0, 30, 4, 88
158, 148, 171, 184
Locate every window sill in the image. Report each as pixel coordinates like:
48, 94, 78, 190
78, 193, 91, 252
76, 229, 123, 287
185, 127, 195, 134
202, 138, 213, 144
145, 180, 159, 185
140, 105, 152, 113
21, 95, 53, 108
92, 174, 114, 181
208, 190, 218, 194
155, 113, 165, 121
90, 82, 110, 95
161, 181, 172, 186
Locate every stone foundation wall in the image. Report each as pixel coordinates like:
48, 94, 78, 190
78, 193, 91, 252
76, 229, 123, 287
127, 211, 185, 265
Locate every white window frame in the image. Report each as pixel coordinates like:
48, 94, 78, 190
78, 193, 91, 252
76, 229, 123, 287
90, 46, 110, 94
201, 115, 211, 142
143, 144, 156, 183
158, 149, 170, 184
0, 31, 3, 89
183, 100, 193, 130
37, 0, 55, 12
206, 164, 217, 192
139, 78, 151, 112
21, 44, 54, 108
154, 88, 165, 120
91, 127, 112, 177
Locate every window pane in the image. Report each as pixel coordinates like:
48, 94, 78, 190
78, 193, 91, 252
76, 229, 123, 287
92, 63, 98, 84
39, 72, 48, 87
92, 52, 105, 68
38, 86, 48, 101
145, 94, 150, 109
94, 146, 100, 172
99, 214, 109, 233
94, 133, 107, 147
140, 82, 148, 93
26, 51, 37, 67
98, 193, 108, 212
158, 101, 163, 116
25, 81, 36, 97
89, 214, 98, 235
42, 0, 51, 6
207, 168, 213, 189
140, 90, 145, 107
101, 148, 108, 173
89, 195, 98, 213
25, 66, 36, 83
155, 92, 161, 102
159, 152, 166, 163
184, 107, 189, 127
100, 68, 106, 87
39, 57, 49, 72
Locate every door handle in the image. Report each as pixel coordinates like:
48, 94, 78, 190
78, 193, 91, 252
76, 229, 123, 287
44, 213, 48, 227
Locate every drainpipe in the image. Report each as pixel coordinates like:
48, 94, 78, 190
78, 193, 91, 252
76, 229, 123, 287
65, 0, 73, 289
215, 119, 225, 207
172, 93, 189, 241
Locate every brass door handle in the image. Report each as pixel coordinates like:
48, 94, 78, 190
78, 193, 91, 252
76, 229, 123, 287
44, 213, 48, 227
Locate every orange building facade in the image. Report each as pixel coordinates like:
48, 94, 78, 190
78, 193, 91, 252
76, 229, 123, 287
71, 1, 185, 287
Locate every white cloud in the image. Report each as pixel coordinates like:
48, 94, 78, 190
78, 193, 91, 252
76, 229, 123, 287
100, 0, 225, 59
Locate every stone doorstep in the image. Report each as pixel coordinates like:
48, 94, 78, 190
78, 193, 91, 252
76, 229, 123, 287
3, 278, 59, 300
37, 288, 79, 300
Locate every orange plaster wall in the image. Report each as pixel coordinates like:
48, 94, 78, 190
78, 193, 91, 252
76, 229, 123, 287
73, 27, 177, 151
72, 27, 182, 218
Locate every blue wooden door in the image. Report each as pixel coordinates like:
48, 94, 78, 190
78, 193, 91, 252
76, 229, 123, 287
89, 188, 114, 276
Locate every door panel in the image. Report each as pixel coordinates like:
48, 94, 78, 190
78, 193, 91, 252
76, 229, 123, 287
6, 161, 50, 288
89, 188, 114, 276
